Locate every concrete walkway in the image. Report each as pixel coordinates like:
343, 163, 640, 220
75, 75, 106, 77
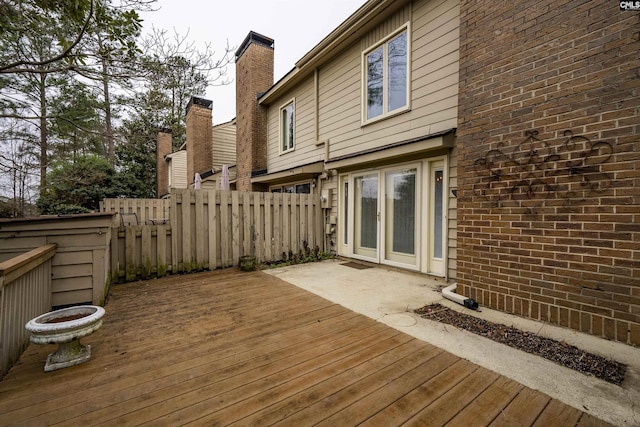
264, 259, 640, 427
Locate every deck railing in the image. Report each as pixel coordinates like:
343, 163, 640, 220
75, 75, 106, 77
0, 244, 56, 378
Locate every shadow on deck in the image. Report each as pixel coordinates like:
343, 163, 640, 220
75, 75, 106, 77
0, 269, 610, 426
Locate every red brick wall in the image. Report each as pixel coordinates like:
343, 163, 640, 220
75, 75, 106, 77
186, 99, 213, 186
457, 0, 640, 344
235, 35, 273, 192
156, 130, 172, 197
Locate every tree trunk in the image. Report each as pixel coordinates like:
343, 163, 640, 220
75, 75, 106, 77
39, 73, 48, 191
101, 54, 115, 164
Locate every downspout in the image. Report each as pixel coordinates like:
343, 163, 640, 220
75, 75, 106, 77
442, 283, 479, 310
314, 68, 319, 144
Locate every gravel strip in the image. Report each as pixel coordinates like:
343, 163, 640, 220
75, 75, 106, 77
414, 303, 626, 385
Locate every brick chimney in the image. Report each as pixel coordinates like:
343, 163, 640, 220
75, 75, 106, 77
186, 97, 213, 186
235, 31, 274, 191
156, 128, 172, 197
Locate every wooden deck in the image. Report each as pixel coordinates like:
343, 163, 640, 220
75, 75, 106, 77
0, 269, 610, 426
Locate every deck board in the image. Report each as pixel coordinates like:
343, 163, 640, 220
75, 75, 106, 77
489, 387, 551, 427
0, 269, 612, 426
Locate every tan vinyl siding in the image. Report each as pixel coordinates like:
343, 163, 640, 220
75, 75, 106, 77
318, 45, 361, 145
169, 150, 188, 189
314, 0, 459, 159
211, 121, 236, 171
267, 77, 325, 173
361, 3, 412, 47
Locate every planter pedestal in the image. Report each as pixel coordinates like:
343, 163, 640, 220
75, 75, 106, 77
44, 339, 92, 372
25, 305, 105, 372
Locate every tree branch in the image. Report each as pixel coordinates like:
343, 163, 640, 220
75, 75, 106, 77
0, 0, 94, 74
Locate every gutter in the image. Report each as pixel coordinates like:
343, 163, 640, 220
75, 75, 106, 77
442, 283, 479, 310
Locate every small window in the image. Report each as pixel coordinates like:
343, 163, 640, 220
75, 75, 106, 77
295, 183, 311, 194
270, 181, 312, 194
363, 26, 409, 123
280, 100, 295, 153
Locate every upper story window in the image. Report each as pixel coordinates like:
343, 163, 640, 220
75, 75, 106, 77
363, 25, 410, 123
280, 100, 295, 153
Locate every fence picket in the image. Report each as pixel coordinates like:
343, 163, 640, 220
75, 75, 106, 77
251, 193, 264, 259
283, 193, 291, 258
208, 190, 217, 270
125, 226, 136, 282
157, 224, 167, 276
273, 193, 282, 259
171, 192, 179, 274
220, 191, 230, 267
195, 190, 206, 268
264, 192, 272, 261
231, 191, 240, 264
292, 193, 299, 255
243, 192, 251, 256
141, 226, 152, 277
181, 190, 192, 272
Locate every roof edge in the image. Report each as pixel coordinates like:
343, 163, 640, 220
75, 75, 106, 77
259, 0, 404, 104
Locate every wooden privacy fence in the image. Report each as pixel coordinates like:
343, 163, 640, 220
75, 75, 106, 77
109, 189, 324, 282
100, 198, 170, 225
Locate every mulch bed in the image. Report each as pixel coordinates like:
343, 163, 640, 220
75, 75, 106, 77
414, 303, 626, 385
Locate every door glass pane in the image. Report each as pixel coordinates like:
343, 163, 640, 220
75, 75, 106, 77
366, 46, 383, 120
281, 102, 294, 151
434, 169, 443, 258
355, 175, 378, 251
388, 31, 407, 112
343, 181, 349, 245
386, 169, 415, 256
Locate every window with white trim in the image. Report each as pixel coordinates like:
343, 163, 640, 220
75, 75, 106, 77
280, 100, 295, 153
363, 26, 409, 123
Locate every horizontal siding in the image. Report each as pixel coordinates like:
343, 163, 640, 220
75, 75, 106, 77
267, 76, 325, 173
302, 0, 459, 161
211, 122, 236, 170
318, 44, 362, 144
170, 151, 188, 189
53, 289, 93, 307
361, 3, 412, 48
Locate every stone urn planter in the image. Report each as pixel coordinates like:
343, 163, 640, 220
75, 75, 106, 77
25, 305, 105, 372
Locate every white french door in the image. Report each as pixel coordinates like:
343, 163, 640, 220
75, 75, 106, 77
353, 174, 379, 259
339, 157, 447, 276
348, 164, 419, 269
383, 167, 418, 266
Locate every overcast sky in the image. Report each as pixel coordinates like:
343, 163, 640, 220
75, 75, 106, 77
140, 0, 367, 124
